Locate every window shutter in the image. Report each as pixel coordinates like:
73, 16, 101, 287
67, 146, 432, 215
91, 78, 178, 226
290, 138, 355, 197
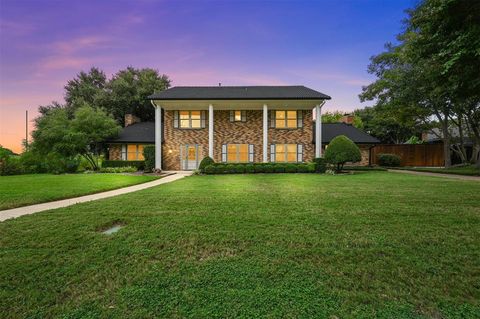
297, 110, 303, 128
173, 111, 179, 128
221, 144, 227, 162
229, 111, 234, 122
248, 144, 254, 162
121, 144, 127, 160
201, 111, 206, 128
297, 144, 303, 162
269, 111, 275, 128
241, 110, 247, 122
270, 144, 275, 162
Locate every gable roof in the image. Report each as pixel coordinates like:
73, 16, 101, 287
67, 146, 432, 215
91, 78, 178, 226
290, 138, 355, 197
320, 123, 380, 144
148, 86, 331, 100
105, 122, 155, 143
106, 121, 379, 145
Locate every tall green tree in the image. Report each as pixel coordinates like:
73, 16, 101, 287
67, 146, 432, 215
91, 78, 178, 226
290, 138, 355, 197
354, 106, 423, 144
99, 67, 170, 124
64, 67, 107, 116
32, 105, 120, 170
360, 0, 480, 167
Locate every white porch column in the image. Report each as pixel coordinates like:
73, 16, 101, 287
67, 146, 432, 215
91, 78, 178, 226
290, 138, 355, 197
208, 104, 214, 158
155, 105, 162, 170
263, 104, 268, 162
315, 104, 322, 158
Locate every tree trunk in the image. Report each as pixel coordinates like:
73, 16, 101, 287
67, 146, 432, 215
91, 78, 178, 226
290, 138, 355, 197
440, 116, 451, 168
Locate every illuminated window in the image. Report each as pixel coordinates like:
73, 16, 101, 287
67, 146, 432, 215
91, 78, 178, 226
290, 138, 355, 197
275, 111, 297, 128
122, 144, 146, 160
179, 111, 202, 128
230, 110, 246, 122
271, 144, 303, 162
222, 144, 253, 162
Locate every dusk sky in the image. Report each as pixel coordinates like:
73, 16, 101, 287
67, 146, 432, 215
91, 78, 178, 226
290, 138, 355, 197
0, 0, 413, 153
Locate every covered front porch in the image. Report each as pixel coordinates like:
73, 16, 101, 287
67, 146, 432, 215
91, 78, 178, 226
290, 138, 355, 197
149, 99, 325, 171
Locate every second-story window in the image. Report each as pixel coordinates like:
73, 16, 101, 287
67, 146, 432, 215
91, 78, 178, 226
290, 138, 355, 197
174, 111, 205, 129
229, 110, 246, 122
180, 111, 201, 128
275, 111, 297, 128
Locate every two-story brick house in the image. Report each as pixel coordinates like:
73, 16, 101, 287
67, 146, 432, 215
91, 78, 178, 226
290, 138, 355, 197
106, 85, 379, 170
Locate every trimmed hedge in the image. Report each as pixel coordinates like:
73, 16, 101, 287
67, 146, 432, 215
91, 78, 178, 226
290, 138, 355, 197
102, 160, 144, 170
203, 162, 316, 174
313, 157, 327, 173
377, 153, 401, 167
143, 145, 155, 172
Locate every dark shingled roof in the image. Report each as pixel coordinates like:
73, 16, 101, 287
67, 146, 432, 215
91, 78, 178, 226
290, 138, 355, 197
148, 86, 331, 100
318, 123, 380, 144
107, 122, 379, 145
106, 122, 155, 143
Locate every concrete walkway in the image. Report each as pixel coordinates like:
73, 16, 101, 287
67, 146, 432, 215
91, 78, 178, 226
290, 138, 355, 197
0, 172, 192, 222
388, 169, 480, 181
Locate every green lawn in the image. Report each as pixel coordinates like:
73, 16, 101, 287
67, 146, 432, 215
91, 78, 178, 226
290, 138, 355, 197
398, 165, 480, 176
1, 173, 479, 318
0, 174, 157, 210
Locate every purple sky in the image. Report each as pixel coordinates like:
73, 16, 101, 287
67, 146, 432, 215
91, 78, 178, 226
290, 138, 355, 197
0, 0, 412, 153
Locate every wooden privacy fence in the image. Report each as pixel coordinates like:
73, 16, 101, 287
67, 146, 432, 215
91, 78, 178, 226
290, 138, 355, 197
371, 144, 445, 167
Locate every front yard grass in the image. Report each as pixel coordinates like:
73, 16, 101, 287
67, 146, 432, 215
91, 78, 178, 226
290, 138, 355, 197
0, 173, 157, 210
0, 172, 479, 318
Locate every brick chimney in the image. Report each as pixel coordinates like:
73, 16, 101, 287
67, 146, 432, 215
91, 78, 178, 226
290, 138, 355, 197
125, 114, 140, 127
339, 114, 355, 125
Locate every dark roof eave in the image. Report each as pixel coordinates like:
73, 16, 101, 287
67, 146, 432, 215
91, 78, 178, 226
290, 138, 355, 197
147, 96, 331, 100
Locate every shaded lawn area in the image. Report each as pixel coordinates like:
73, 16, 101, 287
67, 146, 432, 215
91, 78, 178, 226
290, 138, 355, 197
398, 165, 480, 176
0, 174, 157, 210
0, 172, 479, 318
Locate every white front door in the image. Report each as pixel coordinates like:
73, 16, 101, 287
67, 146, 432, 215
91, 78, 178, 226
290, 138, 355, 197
180, 144, 202, 170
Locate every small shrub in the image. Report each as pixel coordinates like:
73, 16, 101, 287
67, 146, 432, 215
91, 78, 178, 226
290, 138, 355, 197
234, 164, 246, 174
64, 157, 80, 173
324, 135, 361, 172
297, 164, 309, 173
253, 163, 265, 173
264, 164, 274, 173
377, 153, 401, 167
273, 164, 285, 173
245, 164, 255, 173
285, 164, 297, 173
204, 164, 216, 174
198, 156, 215, 172
100, 166, 137, 173
0, 156, 23, 176
313, 157, 327, 173
102, 160, 145, 170
143, 145, 155, 172
306, 163, 316, 173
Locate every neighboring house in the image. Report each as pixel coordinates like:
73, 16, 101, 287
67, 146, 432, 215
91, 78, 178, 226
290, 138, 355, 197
106, 86, 379, 170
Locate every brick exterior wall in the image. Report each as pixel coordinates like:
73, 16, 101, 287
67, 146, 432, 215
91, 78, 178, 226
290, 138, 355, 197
109, 144, 122, 160
162, 109, 314, 170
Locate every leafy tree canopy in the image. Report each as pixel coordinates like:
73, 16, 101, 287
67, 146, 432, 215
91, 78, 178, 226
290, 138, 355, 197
322, 111, 364, 128
32, 104, 120, 170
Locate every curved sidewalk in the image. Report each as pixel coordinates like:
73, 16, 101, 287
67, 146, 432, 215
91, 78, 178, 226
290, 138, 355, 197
0, 172, 191, 222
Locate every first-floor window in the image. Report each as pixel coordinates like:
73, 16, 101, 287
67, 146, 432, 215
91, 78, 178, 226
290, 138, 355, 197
222, 144, 254, 162
122, 144, 145, 160
270, 144, 303, 162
